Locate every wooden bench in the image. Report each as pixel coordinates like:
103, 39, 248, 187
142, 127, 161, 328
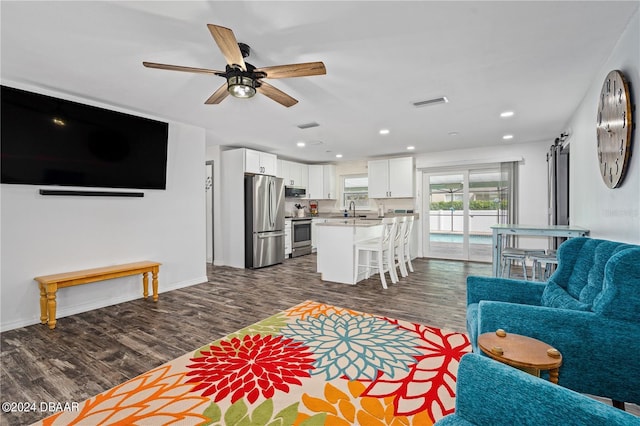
34, 261, 161, 330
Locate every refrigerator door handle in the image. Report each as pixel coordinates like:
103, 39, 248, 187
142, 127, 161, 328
269, 180, 276, 228
266, 179, 272, 228
258, 232, 285, 239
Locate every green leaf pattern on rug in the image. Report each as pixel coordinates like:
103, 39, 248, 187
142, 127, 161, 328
200, 402, 222, 425
229, 312, 289, 341
192, 313, 288, 357
200, 399, 300, 426
224, 399, 248, 425
299, 413, 328, 426
268, 402, 299, 426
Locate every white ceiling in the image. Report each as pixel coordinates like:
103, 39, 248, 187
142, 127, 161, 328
2, 1, 638, 163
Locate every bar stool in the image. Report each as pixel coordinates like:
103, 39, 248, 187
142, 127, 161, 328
501, 248, 545, 280
354, 217, 398, 289
530, 250, 559, 281
393, 217, 409, 278
399, 216, 414, 275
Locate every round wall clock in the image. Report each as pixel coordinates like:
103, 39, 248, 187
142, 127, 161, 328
596, 70, 633, 188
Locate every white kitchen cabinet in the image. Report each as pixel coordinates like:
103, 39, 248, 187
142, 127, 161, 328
244, 148, 277, 175
276, 159, 287, 179
308, 164, 336, 199
284, 219, 292, 257
293, 162, 309, 188
368, 157, 414, 198
311, 218, 326, 252
279, 160, 309, 188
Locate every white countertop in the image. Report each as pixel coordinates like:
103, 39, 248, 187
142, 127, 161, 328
316, 219, 382, 227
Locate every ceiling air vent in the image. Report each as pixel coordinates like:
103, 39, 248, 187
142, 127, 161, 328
413, 97, 449, 108
297, 122, 320, 129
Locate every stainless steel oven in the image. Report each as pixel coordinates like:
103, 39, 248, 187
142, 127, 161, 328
291, 218, 312, 257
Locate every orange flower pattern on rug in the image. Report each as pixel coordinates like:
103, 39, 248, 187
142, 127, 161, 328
294, 380, 435, 426
284, 300, 368, 320
33, 301, 469, 426
40, 365, 211, 425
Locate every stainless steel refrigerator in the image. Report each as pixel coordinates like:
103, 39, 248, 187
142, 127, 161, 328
244, 175, 285, 268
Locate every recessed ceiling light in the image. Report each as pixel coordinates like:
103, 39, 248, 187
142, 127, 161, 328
379, 129, 390, 135
448, 131, 459, 136
407, 146, 415, 150
502, 134, 514, 140
296, 141, 305, 147
500, 111, 515, 118
335, 154, 343, 158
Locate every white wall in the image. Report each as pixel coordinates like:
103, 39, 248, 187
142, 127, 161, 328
0, 85, 208, 331
569, 11, 640, 243
416, 141, 550, 223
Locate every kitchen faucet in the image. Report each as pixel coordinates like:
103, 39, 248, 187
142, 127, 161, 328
348, 201, 356, 218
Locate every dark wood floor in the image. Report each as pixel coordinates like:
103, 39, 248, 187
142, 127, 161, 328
0, 256, 636, 425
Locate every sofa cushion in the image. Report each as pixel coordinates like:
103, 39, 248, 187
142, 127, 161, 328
578, 242, 635, 306
563, 239, 600, 299
592, 248, 640, 322
541, 281, 591, 311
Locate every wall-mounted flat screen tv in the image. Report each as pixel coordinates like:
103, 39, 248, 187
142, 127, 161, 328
1, 85, 169, 190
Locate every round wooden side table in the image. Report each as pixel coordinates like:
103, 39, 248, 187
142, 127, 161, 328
478, 329, 563, 384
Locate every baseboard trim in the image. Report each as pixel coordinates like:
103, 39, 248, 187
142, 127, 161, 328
0, 276, 208, 332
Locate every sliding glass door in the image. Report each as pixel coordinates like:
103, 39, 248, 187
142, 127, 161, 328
427, 173, 466, 259
424, 166, 509, 262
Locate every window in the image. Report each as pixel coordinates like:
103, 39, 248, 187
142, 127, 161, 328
342, 175, 369, 208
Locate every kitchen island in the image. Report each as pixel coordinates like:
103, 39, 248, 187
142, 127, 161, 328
315, 219, 383, 284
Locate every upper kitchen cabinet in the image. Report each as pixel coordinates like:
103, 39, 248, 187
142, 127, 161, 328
276, 159, 287, 179
308, 164, 336, 199
368, 157, 414, 198
292, 162, 309, 188
244, 148, 277, 175
278, 160, 309, 188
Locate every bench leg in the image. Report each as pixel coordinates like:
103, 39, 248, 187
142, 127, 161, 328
142, 272, 149, 299
39, 283, 48, 324
152, 267, 159, 302
46, 283, 58, 330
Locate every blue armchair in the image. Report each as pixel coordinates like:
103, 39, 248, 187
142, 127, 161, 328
466, 237, 640, 405
435, 354, 640, 425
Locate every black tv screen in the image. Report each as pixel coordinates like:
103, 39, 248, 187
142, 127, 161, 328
1, 85, 169, 190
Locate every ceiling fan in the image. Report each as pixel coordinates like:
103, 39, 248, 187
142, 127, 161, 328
143, 24, 326, 107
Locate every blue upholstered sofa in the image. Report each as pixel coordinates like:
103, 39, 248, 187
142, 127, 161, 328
435, 354, 640, 425
466, 237, 640, 405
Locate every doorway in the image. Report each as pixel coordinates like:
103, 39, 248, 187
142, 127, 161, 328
423, 166, 507, 262
206, 161, 214, 264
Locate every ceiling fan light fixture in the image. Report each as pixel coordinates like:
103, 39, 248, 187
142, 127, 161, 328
227, 75, 256, 98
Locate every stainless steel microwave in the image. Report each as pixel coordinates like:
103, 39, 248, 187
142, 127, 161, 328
285, 186, 306, 198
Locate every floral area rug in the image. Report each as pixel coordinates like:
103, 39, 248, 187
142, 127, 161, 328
36, 301, 471, 426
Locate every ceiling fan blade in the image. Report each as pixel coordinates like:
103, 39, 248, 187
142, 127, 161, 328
255, 62, 326, 79
142, 61, 224, 75
205, 83, 230, 104
257, 81, 298, 107
207, 24, 246, 71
